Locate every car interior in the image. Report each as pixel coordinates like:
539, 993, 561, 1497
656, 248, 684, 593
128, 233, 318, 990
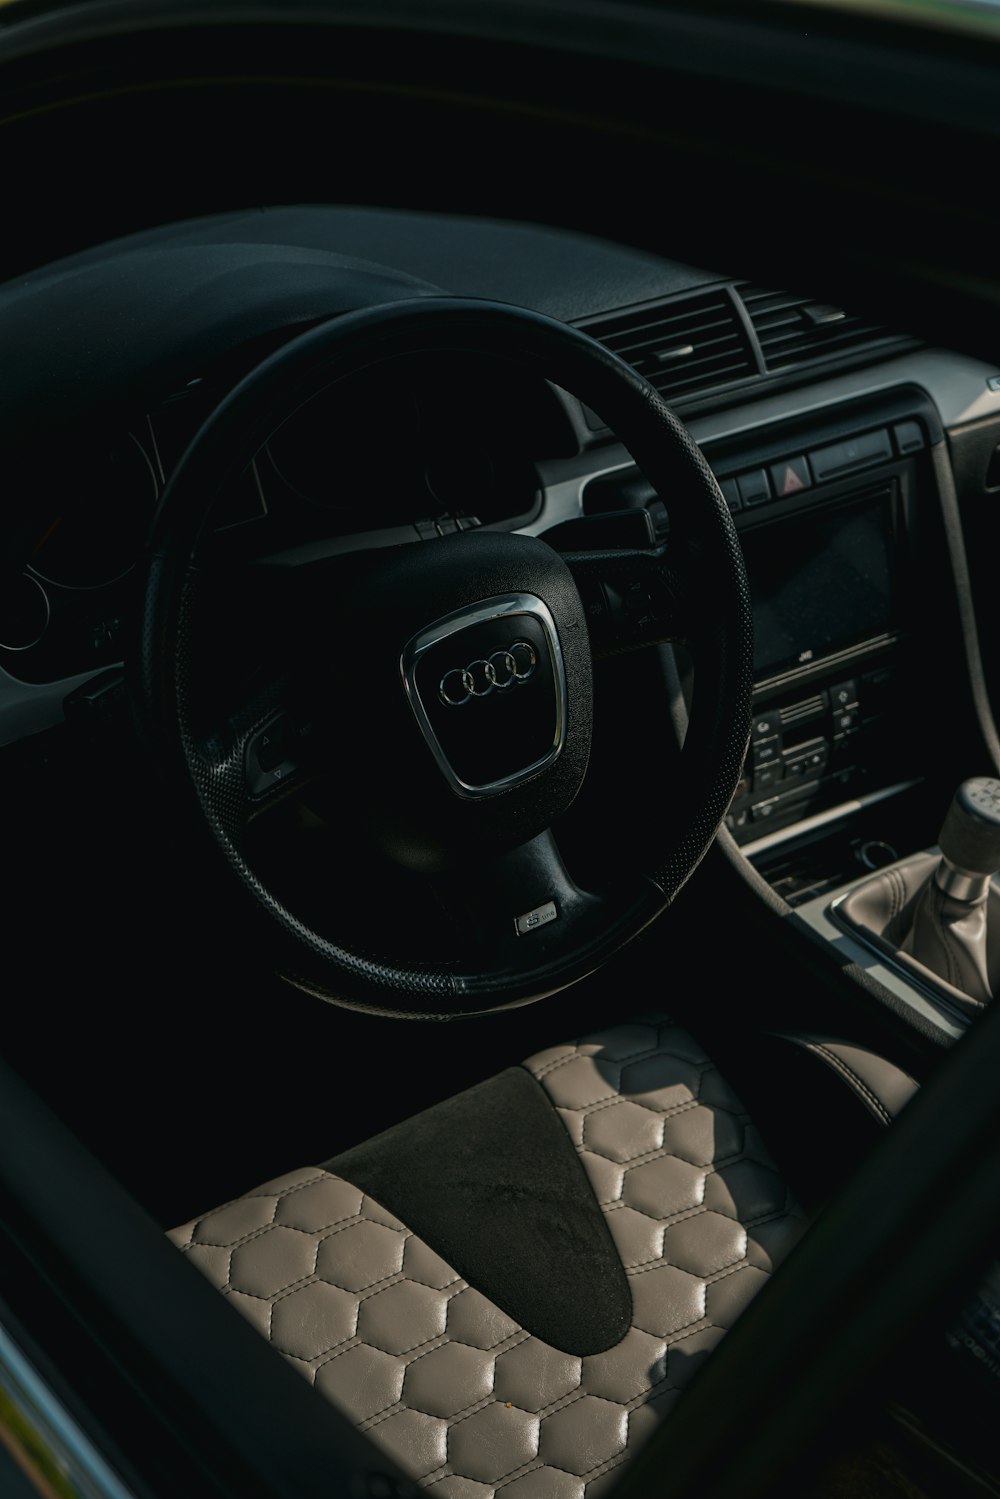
2, 3, 1000, 1498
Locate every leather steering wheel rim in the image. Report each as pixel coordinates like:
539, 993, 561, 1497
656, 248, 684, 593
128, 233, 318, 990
135, 297, 753, 1017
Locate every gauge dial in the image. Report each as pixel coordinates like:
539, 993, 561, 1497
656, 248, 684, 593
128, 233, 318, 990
26, 433, 158, 590
0, 573, 49, 651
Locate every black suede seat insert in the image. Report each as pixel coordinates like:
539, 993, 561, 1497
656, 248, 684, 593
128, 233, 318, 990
324, 1065, 631, 1356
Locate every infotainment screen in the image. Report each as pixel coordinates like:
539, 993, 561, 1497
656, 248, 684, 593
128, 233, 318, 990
739, 490, 896, 680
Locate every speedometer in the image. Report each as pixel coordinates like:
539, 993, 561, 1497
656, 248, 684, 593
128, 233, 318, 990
26, 432, 159, 590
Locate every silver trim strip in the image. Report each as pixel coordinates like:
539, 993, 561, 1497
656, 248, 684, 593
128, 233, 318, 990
935, 862, 991, 902
740, 779, 923, 857
400, 593, 567, 799
0, 663, 120, 750
794, 880, 966, 1043
0, 1317, 137, 1499
522, 348, 1000, 540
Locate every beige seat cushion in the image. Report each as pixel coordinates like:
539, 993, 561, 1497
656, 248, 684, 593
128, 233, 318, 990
169, 1015, 805, 1496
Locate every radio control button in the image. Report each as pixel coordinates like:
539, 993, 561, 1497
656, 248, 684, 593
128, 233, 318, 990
751, 709, 781, 741
829, 679, 858, 710
784, 740, 829, 779
753, 738, 782, 767
754, 762, 784, 791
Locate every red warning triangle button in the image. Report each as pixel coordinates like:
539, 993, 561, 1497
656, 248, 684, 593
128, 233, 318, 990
769, 456, 812, 496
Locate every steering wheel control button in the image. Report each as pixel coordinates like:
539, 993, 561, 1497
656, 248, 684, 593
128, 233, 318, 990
514, 900, 557, 936
401, 594, 567, 799
245, 714, 304, 797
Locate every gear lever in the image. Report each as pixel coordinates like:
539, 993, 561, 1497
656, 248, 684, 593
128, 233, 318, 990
899, 777, 1000, 1002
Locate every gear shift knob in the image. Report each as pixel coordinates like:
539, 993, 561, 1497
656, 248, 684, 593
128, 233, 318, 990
936, 777, 1000, 902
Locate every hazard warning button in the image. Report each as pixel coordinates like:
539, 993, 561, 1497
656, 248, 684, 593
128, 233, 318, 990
768, 455, 812, 498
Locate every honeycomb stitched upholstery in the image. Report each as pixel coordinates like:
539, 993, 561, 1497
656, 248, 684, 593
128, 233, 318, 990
169, 1017, 805, 1496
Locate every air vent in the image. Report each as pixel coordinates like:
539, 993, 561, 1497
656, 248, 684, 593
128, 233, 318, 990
580, 290, 757, 404
738, 284, 909, 372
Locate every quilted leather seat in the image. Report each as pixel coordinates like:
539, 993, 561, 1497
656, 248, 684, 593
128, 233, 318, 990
170, 1015, 806, 1496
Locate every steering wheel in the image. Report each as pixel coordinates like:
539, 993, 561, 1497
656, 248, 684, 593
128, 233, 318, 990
135, 298, 752, 1017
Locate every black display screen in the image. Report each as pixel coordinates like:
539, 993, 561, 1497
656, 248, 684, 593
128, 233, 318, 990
740, 492, 896, 680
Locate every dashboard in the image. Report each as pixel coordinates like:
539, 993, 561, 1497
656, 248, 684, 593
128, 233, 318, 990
3, 203, 1000, 932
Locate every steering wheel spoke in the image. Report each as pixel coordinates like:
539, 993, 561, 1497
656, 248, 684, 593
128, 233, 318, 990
432, 831, 663, 990
185, 675, 320, 836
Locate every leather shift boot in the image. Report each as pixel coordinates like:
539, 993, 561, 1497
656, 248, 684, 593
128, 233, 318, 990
899, 878, 993, 1001
836, 851, 999, 1016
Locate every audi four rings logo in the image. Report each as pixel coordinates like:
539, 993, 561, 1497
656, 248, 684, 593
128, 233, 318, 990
438, 640, 538, 706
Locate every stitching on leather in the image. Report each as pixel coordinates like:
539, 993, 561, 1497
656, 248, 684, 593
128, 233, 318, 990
573, 1092, 704, 1129
435, 1387, 643, 1490
743, 1200, 804, 1230
528, 1036, 666, 1083
806, 1043, 892, 1125
588, 1138, 755, 1184
528, 1031, 693, 1089
186, 1171, 363, 1251
603, 1193, 709, 1230
596, 1140, 770, 1222
315, 1323, 525, 1386
934, 885, 964, 989
244, 1168, 329, 1200
699, 1258, 755, 1292
191, 1207, 368, 1253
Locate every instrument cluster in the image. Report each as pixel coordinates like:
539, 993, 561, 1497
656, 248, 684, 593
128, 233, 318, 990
0, 351, 557, 687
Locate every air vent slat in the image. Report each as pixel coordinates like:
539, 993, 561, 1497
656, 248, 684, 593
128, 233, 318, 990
647, 348, 749, 381
738, 281, 913, 372
580, 290, 757, 404
650, 361, 755, 397
762, 326, 885, 360
627, 336, 745, 372
602, 322, 738, 355
604, 320, 739, 359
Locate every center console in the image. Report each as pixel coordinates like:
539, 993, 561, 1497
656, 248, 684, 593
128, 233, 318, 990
694, 383, 995, 1041
699, 386, 945, 882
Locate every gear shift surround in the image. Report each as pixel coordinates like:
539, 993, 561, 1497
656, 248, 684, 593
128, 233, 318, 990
833, 778, 1000, 1018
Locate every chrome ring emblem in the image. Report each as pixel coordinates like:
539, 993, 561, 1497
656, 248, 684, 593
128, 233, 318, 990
439, 639, 537, 705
